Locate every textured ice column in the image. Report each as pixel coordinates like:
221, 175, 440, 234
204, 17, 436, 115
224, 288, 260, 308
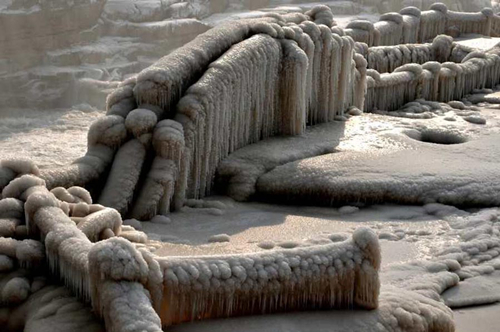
422, 61, 442, 101
491, 13, 500, 36
419, 3, 447, 42
431, 35, 453, 63
364, 74, 376, 112
131, 120, 185, 219
315, 25, 334, 124
441, 62, 464, 100
283, 26, 315, 122
354, 53, 368, 110
89, 238, 162, 332
338, 36, 355, 114
375, 13, 404, 46
330, 33, 344, 117
158, 228, 380, 328
438, 65, 458, 102
98, 139, 147, 215
278, 39, 308, 135
400, 6, 421, 44
300, 21, 322, 124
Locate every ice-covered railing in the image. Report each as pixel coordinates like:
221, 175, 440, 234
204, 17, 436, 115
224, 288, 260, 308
364, 35, 500, 112
157, 227, 381, 328
0, 159, 164, 332
172, 28, 363, 202
361, 34, 474, 73
33, 6, 364, 219
345, 3, 496, 47
0, 159, 381, 332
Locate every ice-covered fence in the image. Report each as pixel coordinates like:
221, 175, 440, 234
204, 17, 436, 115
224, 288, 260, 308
88, 7, 363, 217
346, 4, 496, 47
157, 227, 380, 328
0, 159, 164, 332
365, 42, 500, 112
446, 8, 494, 37
438, 51, 500, 102
0, 158, 381, 332
172, 34, 306, 201
366, 43, 435, 73
363, 34, 470, 74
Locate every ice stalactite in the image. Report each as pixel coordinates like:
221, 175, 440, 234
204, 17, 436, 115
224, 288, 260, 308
375, 13, 404, 46
283, 25, 315, 123
158, 228, 380, 328
300, 21, 322, 124
338, 36, 356, 117
419, 3, 447, 42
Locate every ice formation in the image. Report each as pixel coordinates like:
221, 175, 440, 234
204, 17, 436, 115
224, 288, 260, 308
3, 2, 500, 332
158, 227, 380, 327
